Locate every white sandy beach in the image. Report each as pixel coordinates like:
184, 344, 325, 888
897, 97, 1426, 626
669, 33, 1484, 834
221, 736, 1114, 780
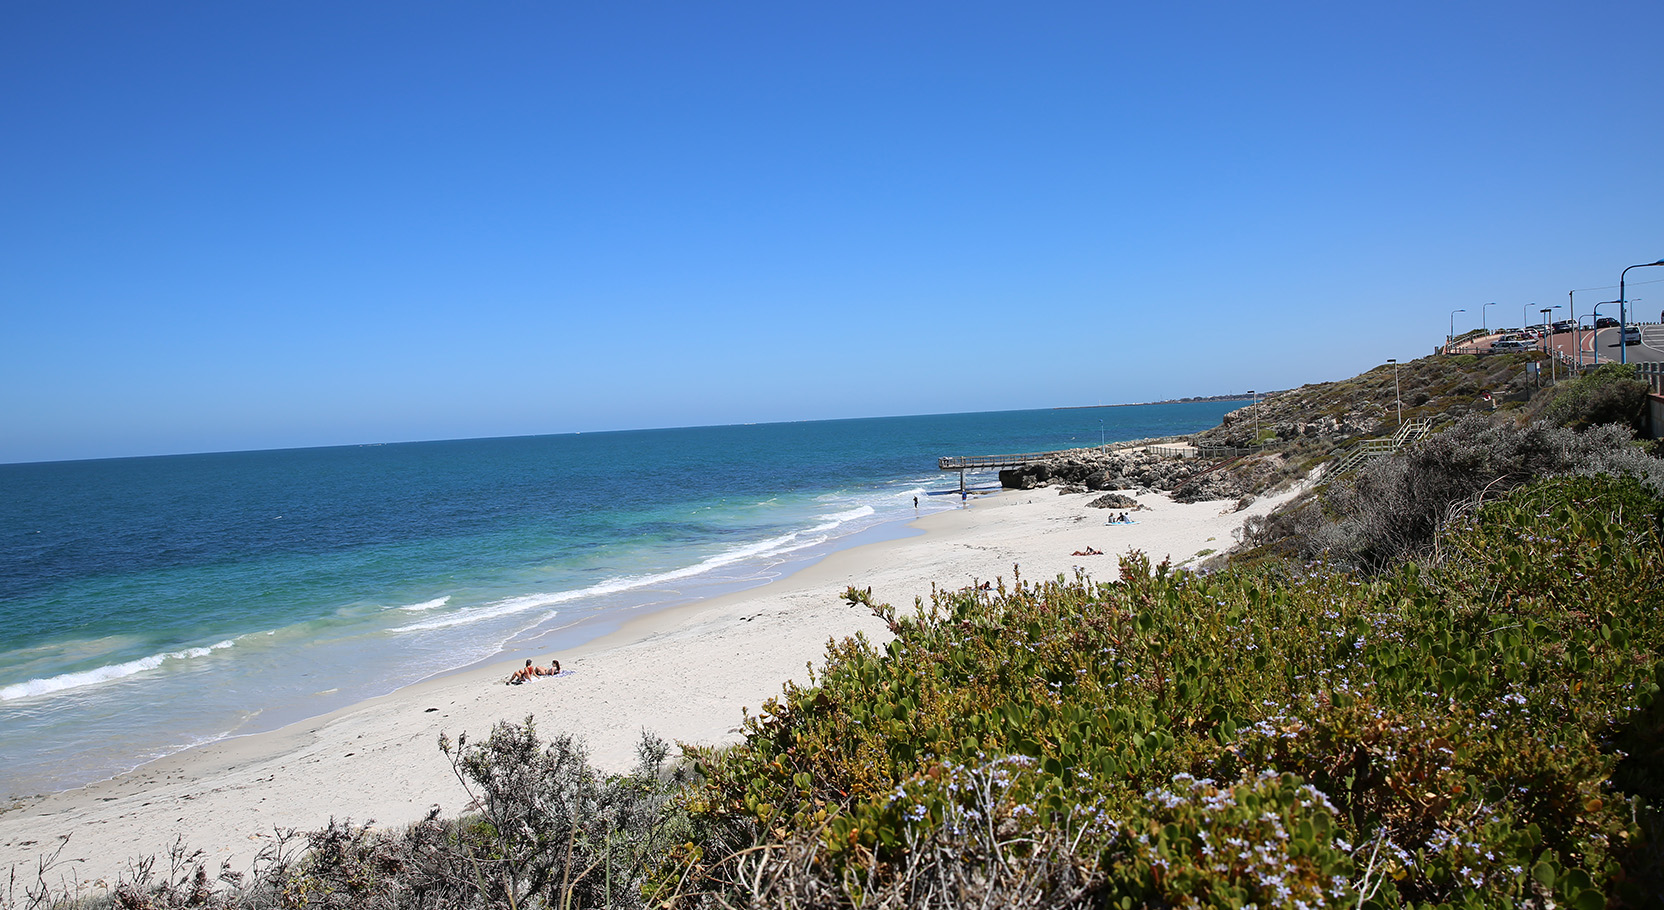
0, 484, 1295, 889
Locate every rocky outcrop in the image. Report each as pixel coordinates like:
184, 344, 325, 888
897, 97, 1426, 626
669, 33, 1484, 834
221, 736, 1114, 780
1196, 391, 1388, 449
1170, 470, 1248, 503
998, 448, 1236, 500
1085, 492, 1141, 510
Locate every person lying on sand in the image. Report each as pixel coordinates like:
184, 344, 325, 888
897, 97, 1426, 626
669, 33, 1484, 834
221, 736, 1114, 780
1070, 546, 1103, 556
507, 658, 563, 685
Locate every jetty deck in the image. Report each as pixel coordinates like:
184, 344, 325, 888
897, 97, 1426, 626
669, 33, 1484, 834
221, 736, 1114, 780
936, 450, 1081, 471
936, 448, 1084, 496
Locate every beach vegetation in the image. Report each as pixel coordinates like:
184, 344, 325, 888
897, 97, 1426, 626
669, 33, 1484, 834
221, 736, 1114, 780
1536, 363, 1652, 433
661, 472, 1664, 907
4, 727, 693, 910
1241, 415, 1664, 573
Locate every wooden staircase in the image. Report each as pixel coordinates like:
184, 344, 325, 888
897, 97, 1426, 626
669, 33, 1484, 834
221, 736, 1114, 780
1322, 419, 1430, 482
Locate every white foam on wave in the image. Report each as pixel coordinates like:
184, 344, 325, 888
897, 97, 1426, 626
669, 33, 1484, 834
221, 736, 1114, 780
806, 504, 876, 534
391, 526, 843, 634
395, 596, 452, 612
0, 639, 237, 703
391, 596, 566, 633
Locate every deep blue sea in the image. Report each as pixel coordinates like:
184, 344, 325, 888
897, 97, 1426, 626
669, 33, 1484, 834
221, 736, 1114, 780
0, 403, 1239, 798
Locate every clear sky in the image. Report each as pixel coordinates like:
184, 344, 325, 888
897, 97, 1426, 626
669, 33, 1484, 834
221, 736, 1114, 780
3, 2, 1661, 463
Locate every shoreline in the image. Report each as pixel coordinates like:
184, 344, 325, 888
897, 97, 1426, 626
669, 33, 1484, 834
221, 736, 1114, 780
0, 484, 1297, 887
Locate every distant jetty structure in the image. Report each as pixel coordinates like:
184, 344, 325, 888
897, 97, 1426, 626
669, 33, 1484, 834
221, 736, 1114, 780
937, 449, 1075, 496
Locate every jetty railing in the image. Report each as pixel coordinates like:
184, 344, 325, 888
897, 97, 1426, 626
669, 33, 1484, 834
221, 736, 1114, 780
936, 448, 1090, 497
937, 450, 1080, 471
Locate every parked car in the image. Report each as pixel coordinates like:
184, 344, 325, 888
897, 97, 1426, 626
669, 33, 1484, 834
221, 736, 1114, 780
1623, 325, 1642, 345
1552, 319, 1577, 333
1596, 316, 1619, 328
1491, 338, 1532, 351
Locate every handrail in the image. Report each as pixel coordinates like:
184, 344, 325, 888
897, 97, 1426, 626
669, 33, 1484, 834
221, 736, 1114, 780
938, 450, 1086, 470
1324, 420, 1429, 481
1637, 361, 1664, 395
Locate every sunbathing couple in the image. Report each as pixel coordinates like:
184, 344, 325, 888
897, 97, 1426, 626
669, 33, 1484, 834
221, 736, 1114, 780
1071, 546, 1104, 556
508, 658, 561, 685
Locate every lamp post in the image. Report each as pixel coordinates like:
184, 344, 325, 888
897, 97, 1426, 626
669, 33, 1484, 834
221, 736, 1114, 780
1619, 259, 1664, 365
1482, 302, 1496, 334
1569, 290, 1580, 370
1522, 303, 1532, 334
1592, 301, 1620, 367
1540, 307, 1554, 384
1448, 308, 1466, 350
1540, 305, 1563, 384
1386, 358, 1401, 426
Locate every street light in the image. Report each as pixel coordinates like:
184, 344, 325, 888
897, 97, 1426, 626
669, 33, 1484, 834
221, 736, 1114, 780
1540, 305, 1564, 383
1591, 301, 1621, 367
1449, 308, 1466, 350
1386, 358, 1401, 426
1578, 312, 1599, 370
1619, 258, 1664, 365
1541, 307, 1555, 384
1568, 290, 1581, 370
1482, 302, 1496, 334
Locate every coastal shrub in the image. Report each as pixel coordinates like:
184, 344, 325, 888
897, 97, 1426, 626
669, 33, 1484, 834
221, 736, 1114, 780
429, 720, 692, 910
682, 754, 1109, 909
1306, 415, 1664, 571
665, 474, 1664, 907
1540, 363, 1651, 432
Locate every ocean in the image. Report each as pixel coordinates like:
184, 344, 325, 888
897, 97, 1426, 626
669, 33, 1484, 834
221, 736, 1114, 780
0, 402, 1240, 798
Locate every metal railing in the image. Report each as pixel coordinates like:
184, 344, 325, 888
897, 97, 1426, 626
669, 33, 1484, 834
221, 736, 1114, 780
938, 450, 1080, 470
1141, 442, 1273, 459
1639, 362, 1664, 395
1197, 443, 1271, 458
1323, 419, 1430, 481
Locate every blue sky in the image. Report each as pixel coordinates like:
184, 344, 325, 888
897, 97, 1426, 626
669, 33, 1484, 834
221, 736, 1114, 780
4, 2, 1661, 463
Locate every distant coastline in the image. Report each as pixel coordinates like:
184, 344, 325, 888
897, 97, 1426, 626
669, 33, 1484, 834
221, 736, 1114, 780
1054, 393, 1257, 411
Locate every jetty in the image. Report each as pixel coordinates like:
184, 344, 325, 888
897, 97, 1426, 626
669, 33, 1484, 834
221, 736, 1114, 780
937, 449, 1082, 495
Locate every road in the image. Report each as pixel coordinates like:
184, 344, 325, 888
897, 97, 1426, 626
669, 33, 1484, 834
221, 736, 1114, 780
1458, 325, 1664, 366
1546, 324, 1664, 366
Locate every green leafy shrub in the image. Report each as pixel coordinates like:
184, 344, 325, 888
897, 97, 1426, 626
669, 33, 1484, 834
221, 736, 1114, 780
669, 474, 1664, 908
1303, 416, 1664, 571
1541, 363, 1652, 432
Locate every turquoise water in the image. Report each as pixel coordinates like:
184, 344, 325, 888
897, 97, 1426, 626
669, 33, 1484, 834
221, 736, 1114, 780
0, 403, 1239, 797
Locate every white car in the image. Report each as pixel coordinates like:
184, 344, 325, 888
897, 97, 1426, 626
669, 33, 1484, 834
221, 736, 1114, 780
1622, 325, 1642, 345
